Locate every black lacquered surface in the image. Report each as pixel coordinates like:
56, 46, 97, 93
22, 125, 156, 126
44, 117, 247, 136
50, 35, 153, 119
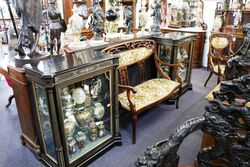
24, 49, 118, 77
154, 32, 196, 41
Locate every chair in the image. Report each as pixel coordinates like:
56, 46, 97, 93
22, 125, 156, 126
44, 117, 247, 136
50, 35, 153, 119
204, 32, 235, 87
136, 74, 250, 167
102, 39, 182, 144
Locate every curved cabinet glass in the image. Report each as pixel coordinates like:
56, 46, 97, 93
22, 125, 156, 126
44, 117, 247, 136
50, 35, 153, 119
153, 32, 197, 96
25, 50, 121, 167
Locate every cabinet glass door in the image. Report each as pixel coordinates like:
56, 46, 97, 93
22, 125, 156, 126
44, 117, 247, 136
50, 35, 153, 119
158, 45, 173, 76
177, 43, 191, 83
33, 84, 57, 162
58, 70, 113, 163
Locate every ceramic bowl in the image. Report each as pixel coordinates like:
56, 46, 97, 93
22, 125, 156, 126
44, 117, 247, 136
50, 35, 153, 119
93, 103, 105, 120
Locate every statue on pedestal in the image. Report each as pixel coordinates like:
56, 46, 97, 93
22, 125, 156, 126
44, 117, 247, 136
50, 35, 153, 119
124, 6, 133, 34
233, 9, 242, 27
86, 1, 105, 40
150, 0, 161, 32
12, 0, 50, 67
46, 0, 64, 55
66, 4, 84, 36
224, 23, 250, 80
14, 0, 43, 57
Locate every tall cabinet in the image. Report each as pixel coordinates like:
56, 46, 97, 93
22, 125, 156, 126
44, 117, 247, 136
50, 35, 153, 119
25, 50, 121, 167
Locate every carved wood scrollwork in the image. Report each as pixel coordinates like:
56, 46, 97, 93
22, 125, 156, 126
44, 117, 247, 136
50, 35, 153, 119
102, 40, 154, 54
138, 60, 146, 83
119, 67, 129, 85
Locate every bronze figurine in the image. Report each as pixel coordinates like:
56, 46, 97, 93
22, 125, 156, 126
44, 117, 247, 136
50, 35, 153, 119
224, 23, 250, 80
13, 0, 43, 57
45, 0, 63, 55
124, 6, 133, 34
87, 1, 105, 40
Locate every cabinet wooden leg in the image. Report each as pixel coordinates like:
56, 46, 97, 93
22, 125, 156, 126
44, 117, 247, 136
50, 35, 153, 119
20, 134, 26, 145
6, 94, 15, 108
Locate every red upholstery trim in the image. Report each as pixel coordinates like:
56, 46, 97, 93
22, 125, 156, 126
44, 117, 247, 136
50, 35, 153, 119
5, 76, 13, 88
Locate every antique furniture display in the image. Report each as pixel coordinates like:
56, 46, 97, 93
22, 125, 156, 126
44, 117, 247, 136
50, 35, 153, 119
0, 32, 157, 165
102, 39, 182, 144
204, 32, 235, 87
136, 74, 250, 167
161, 28, 206, 68
25, 49, 121, 167
153, 32, 197, 95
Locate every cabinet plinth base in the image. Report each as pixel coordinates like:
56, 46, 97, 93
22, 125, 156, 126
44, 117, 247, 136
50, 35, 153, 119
167, 83, 193, 104
37, 135, 122, 167
20, 133, 41, 155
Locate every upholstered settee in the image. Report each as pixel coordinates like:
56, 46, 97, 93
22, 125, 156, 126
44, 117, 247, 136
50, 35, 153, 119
102, 39, 182, 144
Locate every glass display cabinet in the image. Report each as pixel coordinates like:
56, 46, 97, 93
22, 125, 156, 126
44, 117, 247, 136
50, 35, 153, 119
153, 32, 197, 96
24, 50, 121, 167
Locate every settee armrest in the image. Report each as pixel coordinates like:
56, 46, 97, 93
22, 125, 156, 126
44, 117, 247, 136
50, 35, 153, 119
118, 84, 137, 110
154, 55, 182, 84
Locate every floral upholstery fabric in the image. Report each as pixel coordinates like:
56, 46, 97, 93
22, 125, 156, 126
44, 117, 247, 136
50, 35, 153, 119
213, 64, 225, 74
119, 48, 152, 67
118, 78, 180, 111
211, 37, 229, 49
